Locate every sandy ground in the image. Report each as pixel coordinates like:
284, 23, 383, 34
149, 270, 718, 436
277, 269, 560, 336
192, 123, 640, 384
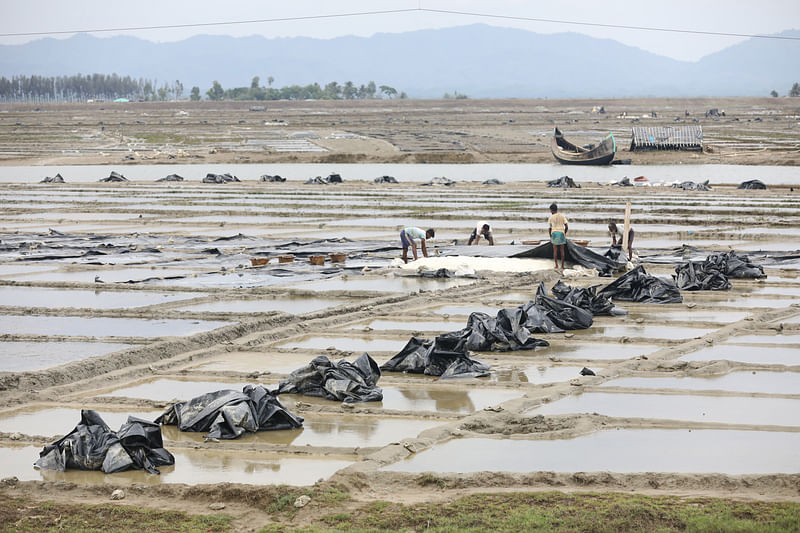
0, 97, 798, 167
0, 100, 799, 531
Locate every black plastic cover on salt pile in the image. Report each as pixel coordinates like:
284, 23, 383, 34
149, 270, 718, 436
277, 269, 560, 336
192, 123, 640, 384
374, 175, 398, 183
534, 282, 594, 329
156, 174, 184, 182
203, 173, 240, 183
671, 180, 710, 191
260, 174, 286, 182
35, 409, 174, 474
716, 251, 766, 279
674, 260, 732, 291
380, 336, 492, 378
305, 173, 343, 184
599, 265, 683, 303
277, 353, 382, 403
99, 171, 128, 182
547, 176, 581, 188
40, 173, 65, 183
550, 280, 628, 316
156, 384, 303, 440
738, 179, 767, 190
513, 240, 625, 277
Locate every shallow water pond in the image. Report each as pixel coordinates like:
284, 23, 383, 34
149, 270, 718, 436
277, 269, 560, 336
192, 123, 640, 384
598, 370, 799, 395
12, 267, 203, 284
0, 407, 163, 436
522, 365, 601, 384
175, 297, 351, 315
274, 335, 408, 353
575, 325, 716, 340
0, 341, 134, 372
678, 344, 800, 366
161, 414, 443, 448
284, 277, 476, 293
99, 378, 260, 402
728, 333, 800, 345
1, 445, 352, 486
346, 318, 466, 332
383, 429, 800, 475
0, 286, 203, 310
530, 392, 800, 426
0, 315, 232, 338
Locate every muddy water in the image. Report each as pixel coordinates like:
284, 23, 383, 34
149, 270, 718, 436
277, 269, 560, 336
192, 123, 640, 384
727, 333, 800, 345
99, 379, 261, 402
574, 325, 716, 340
0, 445, 352, 486
175, 297, 352, 314
186, 352, 316, 374
12, 267, 204, 284
522, 365, 602, 384
0, 315, 233, 338
431, 304, 499, 316
530, 392, 800, 426
383, 429, 800, 475
0, 407, 163, 436
0, 286, 203, 309
161, 415, 443, 448
345, 319, 467, 332
598, 371, 800, 394
621, 310, 750, 323
678, 345, 800, 366
274, 335, 408, 353
712, 296, 796, 308
0, 264, 56, 278
285, 386, 522, 414
0, 341, 134, 372
477, 343, 660, 361
284, 277, 476, 293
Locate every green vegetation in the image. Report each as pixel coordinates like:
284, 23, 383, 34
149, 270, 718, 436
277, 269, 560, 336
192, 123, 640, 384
4, 491, 798, 533
0, 73, 181, 102
790, 82, 800, 97
0, 497, 232, 533
256, 492, 800, 533
207, 77, 405, 101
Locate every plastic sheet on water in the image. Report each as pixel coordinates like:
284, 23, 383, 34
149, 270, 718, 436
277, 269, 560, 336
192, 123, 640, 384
277, 353, 383, 403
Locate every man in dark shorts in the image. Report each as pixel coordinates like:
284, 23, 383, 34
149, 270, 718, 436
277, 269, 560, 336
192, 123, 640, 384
468, 222, 494, 245
401, 227, 435, 263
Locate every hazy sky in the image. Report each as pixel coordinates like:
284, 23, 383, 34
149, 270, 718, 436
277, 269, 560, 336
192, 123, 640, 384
1, 0, 798, 61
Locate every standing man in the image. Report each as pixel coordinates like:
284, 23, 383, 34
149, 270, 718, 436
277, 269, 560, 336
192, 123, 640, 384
468, 222, 494, 245
401, 227, 435, 263
548, 203, 568, 270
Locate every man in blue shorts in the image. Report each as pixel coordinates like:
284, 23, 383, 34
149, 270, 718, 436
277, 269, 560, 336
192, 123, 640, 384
548, 203, 568, 270
401, 227, 435, 263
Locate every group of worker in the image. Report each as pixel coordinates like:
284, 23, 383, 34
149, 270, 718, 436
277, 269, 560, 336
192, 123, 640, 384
400, 205, 634, 269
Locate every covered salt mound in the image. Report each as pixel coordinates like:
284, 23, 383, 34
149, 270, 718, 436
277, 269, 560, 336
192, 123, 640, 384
35, 410, 174, 474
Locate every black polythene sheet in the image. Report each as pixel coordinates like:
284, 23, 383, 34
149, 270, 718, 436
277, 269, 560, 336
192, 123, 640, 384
550, 280, 628, 316
380, 335, 493, 378
156, 384, 303, 440
738, 179, 767, 190
513, 239, 625, 277
34, 410, 174, 474
674, 260, 732, 291
599, 265, 683, 303
277, 353, 383, 403
534, 282, 594, 329
548, 176, 581, 188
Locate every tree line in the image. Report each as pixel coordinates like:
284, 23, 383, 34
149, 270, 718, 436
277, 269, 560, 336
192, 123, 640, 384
0, 74, 183, 102
197, 76, 405, 101
0, 73, 405, 102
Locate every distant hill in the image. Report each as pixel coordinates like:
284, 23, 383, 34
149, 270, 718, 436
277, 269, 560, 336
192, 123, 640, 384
0, 24, 797, 98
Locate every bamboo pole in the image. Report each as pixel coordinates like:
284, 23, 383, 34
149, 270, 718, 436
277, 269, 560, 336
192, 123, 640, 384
622, 201, 632, 256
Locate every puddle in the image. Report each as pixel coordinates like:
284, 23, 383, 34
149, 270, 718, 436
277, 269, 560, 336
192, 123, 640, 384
576, 325, 716, 340
292, 386, 523, 414
530, 392, 800, 426
0, 286, 203, 309
712, 296, 795, 308
0, 407, 163, 436
384, 429, 800, 475
599, 371, 799, 394
479, 343, 660, 361
623, 310, 750, 323
100, 379, 259, 402
491, 292, 534, 303
0, 315, 233, 338
431, 305, 499, 316
284, 277, 476, 293
728, 333, 800, 345
275, 335, 408, 353
783, 315, 800, 324
175, 297, 351, 314
1, 445, 352, 486
522, 365, 602, 384
678, 344, 800, 366
0, 341, 134, 372
161, 414, 443, 448
12, 268, 203, 283
0, 264, 55, 279
750, 286, 800, 297
346, 319, 466, 332
187, 352, 315, 374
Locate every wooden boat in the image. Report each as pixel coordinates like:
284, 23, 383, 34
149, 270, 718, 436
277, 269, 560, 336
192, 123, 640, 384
552, 127, 616, 165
